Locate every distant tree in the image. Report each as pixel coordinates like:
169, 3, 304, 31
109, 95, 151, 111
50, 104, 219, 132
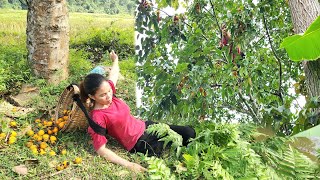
26, 0, 70, 84
0, 0, 9, 8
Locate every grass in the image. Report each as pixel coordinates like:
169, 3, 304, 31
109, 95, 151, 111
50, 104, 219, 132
0, 9, 145, 179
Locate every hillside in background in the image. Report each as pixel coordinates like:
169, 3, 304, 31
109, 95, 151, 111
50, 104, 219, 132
0, 0, 136, 15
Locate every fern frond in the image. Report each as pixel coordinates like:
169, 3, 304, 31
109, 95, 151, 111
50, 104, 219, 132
202, 160, 234, 180
145, 156, 176, 180
146, 123, 183, 156
182, 153, 202, 179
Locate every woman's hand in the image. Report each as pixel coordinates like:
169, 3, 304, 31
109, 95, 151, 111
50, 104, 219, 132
109, 50, 118, 62
97, 145, 146, 173
126, 162, 147, 173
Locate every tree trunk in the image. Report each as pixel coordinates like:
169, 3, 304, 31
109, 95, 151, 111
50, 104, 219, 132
288, 0, 320, 111
26, 0, 69, 85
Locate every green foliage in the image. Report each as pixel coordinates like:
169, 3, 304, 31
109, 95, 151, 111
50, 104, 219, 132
135, 0, 305, 135
280, 16, 320, 61
145, 123, 318, 179
253, 136, 319, 179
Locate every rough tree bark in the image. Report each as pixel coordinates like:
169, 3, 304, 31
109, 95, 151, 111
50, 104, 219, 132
288, 0, 320, 115
26, 0, 69, 85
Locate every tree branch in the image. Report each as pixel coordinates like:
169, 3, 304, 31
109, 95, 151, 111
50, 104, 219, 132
262, 14, 283, 104
248, 89, 260, 115
238, 91, 261, 123
210, 83, 223, 88
208, 0, 222, 39
151, 7, 208, 41
218, 103, 253, 117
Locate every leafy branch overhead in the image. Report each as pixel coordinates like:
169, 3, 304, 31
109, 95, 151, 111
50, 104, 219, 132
135, 0, 306, 135
280, 15, 320, 61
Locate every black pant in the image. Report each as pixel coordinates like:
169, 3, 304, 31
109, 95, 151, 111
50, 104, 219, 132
130, 121, 196, 156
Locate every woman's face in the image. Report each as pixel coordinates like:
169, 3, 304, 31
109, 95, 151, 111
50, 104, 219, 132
90, 80, 113, 106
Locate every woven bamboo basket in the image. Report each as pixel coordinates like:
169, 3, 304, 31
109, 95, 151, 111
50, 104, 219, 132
55, 84, 89, 132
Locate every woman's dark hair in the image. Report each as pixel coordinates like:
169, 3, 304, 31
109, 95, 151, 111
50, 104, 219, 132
79, 73, 106, 103
77, 73, 108, 136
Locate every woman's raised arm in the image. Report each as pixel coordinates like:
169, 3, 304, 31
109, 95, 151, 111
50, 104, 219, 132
108, 50, 120, 87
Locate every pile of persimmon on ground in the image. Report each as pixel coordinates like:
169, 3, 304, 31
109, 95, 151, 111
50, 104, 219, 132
0, 110, 82, 171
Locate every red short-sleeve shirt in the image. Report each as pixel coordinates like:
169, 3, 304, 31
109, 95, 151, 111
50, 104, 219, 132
87, 80, 146, 151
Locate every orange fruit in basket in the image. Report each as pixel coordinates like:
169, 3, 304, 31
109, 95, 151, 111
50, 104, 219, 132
63, 109, 68, 115
46, 121, 53, 127
58, 122, 66, 129
56, 118, 63, 124
63, 116, 68, 121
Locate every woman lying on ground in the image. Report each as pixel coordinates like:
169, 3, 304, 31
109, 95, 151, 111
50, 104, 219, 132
79, 50, 196, 173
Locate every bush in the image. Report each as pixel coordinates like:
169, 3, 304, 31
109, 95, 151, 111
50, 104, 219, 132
70, 27, 134, 63
0, 45, 31, 95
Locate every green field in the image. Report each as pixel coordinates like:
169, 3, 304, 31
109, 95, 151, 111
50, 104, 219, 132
0, 9, 134, 46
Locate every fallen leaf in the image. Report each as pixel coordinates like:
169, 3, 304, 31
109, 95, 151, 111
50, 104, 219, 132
21, 86, 38, 93
12, 165, 28, 175
48, 160, 58, 168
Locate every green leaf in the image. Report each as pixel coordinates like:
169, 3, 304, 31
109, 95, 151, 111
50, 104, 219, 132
280, 16, 320, 61
174, 63, 188, 73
